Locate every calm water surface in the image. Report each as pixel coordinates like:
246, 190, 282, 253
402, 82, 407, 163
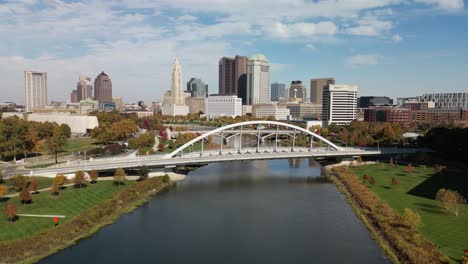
43, 159, 390, 264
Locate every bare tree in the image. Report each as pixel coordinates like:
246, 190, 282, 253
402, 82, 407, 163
436, 188, 466, 216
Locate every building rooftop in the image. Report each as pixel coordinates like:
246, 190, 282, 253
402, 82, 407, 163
249, 53, 268, 62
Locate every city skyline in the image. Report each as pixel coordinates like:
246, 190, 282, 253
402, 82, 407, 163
1, 0, 467, 103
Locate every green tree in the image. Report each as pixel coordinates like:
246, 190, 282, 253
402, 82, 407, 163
0, 116, 34, 160
113, 168, 126, 185
48, 126, 71, 164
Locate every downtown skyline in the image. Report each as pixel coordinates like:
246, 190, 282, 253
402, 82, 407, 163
1, 0, 467, 103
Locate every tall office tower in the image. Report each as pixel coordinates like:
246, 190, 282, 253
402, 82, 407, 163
94, 71, 112, 103
271, 82, 286, 101
187, 78, 208, 97
71, 90, 78, 103
24, 71, 47, 112
218, 55, 249, 104
288, 80, 307, 102
310, 78, 335, 105
219, 57, 235, 95
77, 75, 93, 101
234, 55, 249, 104
162, 58, 189, 116
246, 54, 270, 105
322, 84, 358, 126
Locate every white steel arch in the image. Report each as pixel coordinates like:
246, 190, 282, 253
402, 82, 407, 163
164, 121, 341, 158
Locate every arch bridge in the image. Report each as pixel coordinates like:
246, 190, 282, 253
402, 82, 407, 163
28, 121, 425, 176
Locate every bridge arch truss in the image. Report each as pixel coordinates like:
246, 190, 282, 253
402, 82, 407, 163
165, 121, 341, 158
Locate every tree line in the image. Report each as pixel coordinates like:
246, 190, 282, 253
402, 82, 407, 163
0, 116, 71, 161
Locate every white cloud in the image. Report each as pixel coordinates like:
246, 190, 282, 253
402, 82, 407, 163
305, 44, 317, 50
392, 34, 403, 42
263, 21, 337, 39
346, 16, 393, 36
413, 0, 464, 11
346, 54, 382, 67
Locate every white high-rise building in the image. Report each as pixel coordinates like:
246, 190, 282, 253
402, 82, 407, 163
322, 84, 358, 126
24, 71, 47, 112
162, 58, 190, 116
205, 95, 242, 119
246, 54, 270, 105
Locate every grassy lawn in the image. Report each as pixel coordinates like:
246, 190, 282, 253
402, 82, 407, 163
41, 137, 97, 155
1, 176, 56, 194
0, 180, 133, 242
350, 163, 468, 262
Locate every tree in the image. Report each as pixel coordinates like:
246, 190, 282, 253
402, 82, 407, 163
436, 188, 466, 216
53, 174, 66, 190
406, 164, 414, 173
363, 174, 369, 182
4, 203, 17, 222
391, 177, 399, 186
402, 208, 422, 231
51, 183, 60, 196
138, 166, 149, 181
90, 170, 99, 184
74, 171, 87, 188
19, 188, 32, 204
10, 175, 27, 192
49, 126, 70, 164
368, 176, 376, 185
30, 178, 39, 194
389, 157, 394, 167
113, 168, 126, 185
0, 185, 8, 199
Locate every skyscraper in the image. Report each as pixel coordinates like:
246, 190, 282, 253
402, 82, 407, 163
218, 55, 249, 104
187, 78, 208, 97
219, 57, 235, 95
71, 89, 78, 103
162, 58, 189, 116
24, 71, 47, 112
271, 82, 286, 102
77, 75, 93, 101
94, 71, 112, 103
322, 84, 358, 126
310, 78, 335, 105
246, 54, 270, 105
288, 81, 307, 102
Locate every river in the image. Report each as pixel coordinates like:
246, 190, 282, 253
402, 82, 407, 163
42, 158, 390, 264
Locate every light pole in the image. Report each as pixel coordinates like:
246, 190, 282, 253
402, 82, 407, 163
84, 151, 87, 171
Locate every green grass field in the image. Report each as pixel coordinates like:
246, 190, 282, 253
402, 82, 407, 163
1, 176, 55, 194
41, 137, 97, 155
0, 180, 133, 242
351, 163, 468, 262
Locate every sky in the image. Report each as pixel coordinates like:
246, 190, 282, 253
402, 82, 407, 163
0, 0, 467, 104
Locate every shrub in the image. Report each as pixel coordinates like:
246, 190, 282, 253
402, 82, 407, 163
368, 176, 376, 185
10, 175, 27, 191
30, 178, 39, 194
406, 164, 414, 173
402, 208, 422, 230
113, 168, 126, 185
73, 171, 87, 188
90, 170, 99, 184
19, 188, 32, 204
4, 203, 17, 222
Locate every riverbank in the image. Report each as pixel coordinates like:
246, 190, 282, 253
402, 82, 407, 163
327, 164, 449, 264
0, 176, 172, 264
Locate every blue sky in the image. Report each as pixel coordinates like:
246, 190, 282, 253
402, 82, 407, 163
0, 0, 467, 104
